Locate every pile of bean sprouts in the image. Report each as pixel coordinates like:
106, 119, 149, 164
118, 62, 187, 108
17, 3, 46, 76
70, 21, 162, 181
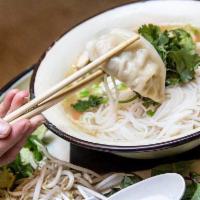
0, 141, 131, 200
71, 69, 200, 145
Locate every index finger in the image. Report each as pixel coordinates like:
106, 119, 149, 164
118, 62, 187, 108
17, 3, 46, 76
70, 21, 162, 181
0, 89, 19, 117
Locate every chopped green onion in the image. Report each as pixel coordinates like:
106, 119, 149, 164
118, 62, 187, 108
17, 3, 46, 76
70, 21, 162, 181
91, 83, 103, 96
91, 83, 100, 90
101, 97, 108, 104
79, 89, 90, 98
146, 110, 156, 117
117, 83, 128, 90
119, 95, 137, 104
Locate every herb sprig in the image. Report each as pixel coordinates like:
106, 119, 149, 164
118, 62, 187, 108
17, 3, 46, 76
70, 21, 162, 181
72, 95, 106, 112
138, 24, 200, 85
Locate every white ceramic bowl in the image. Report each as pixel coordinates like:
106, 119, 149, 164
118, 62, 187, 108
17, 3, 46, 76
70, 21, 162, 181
31, 0, 200, 159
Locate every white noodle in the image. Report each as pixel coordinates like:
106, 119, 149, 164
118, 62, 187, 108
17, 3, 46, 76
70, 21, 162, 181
33, 165, 46, 200
74, 71, 200, 145
103, 74, 114, 102
111, 75, 119, 100
45, 165, 63, 189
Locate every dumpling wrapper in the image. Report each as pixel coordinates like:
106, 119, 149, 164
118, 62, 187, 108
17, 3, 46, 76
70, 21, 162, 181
78, 29, 166, 103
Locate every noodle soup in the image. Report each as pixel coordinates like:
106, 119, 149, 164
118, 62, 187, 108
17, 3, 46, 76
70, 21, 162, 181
63, 24, 200, 145
32, 0, 200, 158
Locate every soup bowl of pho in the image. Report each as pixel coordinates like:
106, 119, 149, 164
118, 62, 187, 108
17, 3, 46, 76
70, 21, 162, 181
31, 0, 200, 159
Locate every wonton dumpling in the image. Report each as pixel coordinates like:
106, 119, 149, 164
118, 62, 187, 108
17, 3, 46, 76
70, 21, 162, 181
78, 29, 166, 103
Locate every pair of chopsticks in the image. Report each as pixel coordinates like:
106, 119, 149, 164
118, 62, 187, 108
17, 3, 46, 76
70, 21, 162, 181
3, 35, 140, 125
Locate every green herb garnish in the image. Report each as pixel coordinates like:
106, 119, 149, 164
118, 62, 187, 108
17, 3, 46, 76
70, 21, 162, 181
79, 88, 90, 98
146, 109, 156, 117
72, 95, 105, 112
91, 83, 103, 96
117, 83, 128, 90
0, 127, 46, 188
91, 83, 100, 90
119, 95, 137, 104
7, 134, 44, 181
24, 135, 43, 161
142, 97, 159, 109
8, 155, 33, 180
105, 175, 142, 197
120, 175, 142, 188
138, 24, 200, 86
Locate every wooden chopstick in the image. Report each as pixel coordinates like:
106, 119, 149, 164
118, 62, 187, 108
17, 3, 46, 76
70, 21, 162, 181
4, 35, 140, 123
9, 70, 104, 124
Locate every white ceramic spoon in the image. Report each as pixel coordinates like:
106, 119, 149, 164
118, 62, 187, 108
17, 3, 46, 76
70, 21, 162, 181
78, 173, 185, 200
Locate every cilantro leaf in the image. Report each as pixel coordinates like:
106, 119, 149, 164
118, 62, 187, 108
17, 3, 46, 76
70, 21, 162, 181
120, 175, 142, 188
139, 24, 200, 86
105, 175, 142, 197
138, 24, 161, 44
138, 24, 169, 61
72, 95, 105, 112
168, 50, 200, 83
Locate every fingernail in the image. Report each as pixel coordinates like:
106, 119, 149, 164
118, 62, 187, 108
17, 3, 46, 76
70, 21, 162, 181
31, 115, 45, 126
0, 121, 11, 138
23, 90, 29, 97
24, 96, 29, 102
10, 89, 19, 94
38, 115, 46, 123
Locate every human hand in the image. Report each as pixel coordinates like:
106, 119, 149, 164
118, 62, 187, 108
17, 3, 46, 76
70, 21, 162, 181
0, 89, 44, 165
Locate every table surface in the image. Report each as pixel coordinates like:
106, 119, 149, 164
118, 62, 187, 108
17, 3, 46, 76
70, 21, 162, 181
0, 0, 137, 87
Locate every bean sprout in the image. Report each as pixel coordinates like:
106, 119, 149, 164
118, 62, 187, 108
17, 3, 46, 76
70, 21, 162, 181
2, 142, 137, 200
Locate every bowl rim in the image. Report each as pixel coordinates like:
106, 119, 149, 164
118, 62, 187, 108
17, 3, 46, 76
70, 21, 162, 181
30, 0, 200, 153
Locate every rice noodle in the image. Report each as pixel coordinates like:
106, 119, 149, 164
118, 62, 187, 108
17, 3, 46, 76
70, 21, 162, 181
75, 75, 119, 134
111, 75, 119, 100
72, 69, 200, 145
103, 74, 114, 102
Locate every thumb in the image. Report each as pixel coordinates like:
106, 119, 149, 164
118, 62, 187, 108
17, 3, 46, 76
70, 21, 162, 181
0, 119, 11, 139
